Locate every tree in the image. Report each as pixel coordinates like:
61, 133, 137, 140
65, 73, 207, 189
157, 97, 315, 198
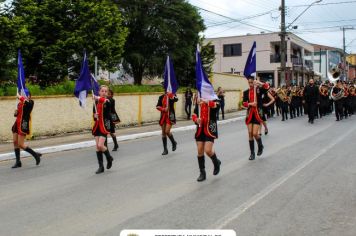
0, 2, 34, 83
115, 0, 208, 85
4, 0, 128, 86
200, 40, 216, 78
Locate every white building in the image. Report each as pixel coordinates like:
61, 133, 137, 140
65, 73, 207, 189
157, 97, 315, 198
310, 44, 345, 81
204, 32, 315, 87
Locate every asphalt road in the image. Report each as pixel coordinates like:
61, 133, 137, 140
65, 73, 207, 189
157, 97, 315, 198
0, 114, 355, 236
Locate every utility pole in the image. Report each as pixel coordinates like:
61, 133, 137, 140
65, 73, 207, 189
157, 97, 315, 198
280, 0, 286, 86
342, 26, 354, 81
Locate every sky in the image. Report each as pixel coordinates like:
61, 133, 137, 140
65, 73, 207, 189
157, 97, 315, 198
2, 0, 356, 53
188, 0, 356, 54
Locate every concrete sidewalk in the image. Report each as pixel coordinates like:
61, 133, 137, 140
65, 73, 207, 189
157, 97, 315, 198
0, 111, 245, 161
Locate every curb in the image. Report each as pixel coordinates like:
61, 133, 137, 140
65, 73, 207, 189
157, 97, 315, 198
0, 116, 244, 162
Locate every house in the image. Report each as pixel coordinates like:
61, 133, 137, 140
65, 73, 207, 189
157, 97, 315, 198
204, 32, 315, 87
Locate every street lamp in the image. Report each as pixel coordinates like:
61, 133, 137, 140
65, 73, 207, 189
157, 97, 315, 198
287, 0, 322, 29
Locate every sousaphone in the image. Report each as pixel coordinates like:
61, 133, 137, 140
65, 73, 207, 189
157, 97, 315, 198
327, 66, 341, 83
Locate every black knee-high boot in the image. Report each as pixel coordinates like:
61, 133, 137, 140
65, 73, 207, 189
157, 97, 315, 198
104, 138, 108, 148
12, 148, 22, 168
103, 149, 113, 169
210, 153, 221, 175
112, 135, 119, 151
256, 137, 264, 156
162, 137, 168, 155
249, 140, 255, 160
24, 147, 41, 165
96, 151, 104, 174
168, 134, 177, 151
197, 156, 206, 182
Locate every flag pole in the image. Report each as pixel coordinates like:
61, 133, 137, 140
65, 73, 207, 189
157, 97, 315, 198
166, 56, 169, 113
198, 91, 201, 127
254, 74, 257, 104
91, 74, 98, 114
196, 44, 201, 126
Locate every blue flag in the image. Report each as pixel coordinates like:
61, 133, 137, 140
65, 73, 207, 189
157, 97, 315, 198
163, 56, 178, 94
91, 74, 100, 96
17, 50, 29, 97
74, 52, 93, 107
243, 41, 256, 78
195, 48, 218, 100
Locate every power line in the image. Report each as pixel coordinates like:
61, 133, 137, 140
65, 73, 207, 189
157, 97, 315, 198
195, 6, 275, 32
297, 18, 356, 26
289, 0, 356, 8
293, 24, 356, 33
205, 9, 278, 28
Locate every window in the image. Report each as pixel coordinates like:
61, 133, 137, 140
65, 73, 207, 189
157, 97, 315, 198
223, 43, 242, 57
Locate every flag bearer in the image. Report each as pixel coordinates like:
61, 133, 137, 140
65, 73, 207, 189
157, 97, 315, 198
11, 91, 41, 168
156, 56, 178, 156
193, 48, 221, 182
92, 85, 114, 174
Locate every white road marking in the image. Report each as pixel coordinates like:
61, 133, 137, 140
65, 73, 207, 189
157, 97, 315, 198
212, 124, 356, 229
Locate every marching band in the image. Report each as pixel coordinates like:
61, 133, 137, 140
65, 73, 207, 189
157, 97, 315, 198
7, 46, 356, 185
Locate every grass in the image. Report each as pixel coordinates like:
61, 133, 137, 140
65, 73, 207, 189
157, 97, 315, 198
0, 81, 192, 96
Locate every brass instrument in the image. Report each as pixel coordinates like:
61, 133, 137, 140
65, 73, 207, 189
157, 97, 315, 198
349, 85, 356, 96
331, 85, 344, 101
291, 86, 297, 97
327, 66, 341, 83
297, 87, 304, 97
276, 87, 289, 102
319, 83, 329, 96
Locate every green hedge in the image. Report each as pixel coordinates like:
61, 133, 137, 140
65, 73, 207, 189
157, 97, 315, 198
0, 81, 191, 96
0, 80, 76, 96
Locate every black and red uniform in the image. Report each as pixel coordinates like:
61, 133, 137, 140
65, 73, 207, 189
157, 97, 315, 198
92, 97, 112, 137
192, 100, 219, 143
192, 99, 221, 182
12, 96, 34, 136
156, 93, 178, 155
350, 87, 356, 115
242, 83, 270, 125
11, 95, 41, 168
156, 93, 178, 126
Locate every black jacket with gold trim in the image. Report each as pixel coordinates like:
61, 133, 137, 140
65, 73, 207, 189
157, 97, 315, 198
156, 93, 178, 125
14, 96, 34, 135
192, 100, 220, 139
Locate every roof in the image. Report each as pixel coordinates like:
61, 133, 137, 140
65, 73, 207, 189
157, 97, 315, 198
312, 44, 344, 54
206, 32, 310, 44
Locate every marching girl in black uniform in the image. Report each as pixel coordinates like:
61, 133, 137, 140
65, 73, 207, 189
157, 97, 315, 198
259, 84, 275, 136
156, 92, 178, 155
108, 89, 120, 151
192, 97, 221, 182
92, 85, 114, 174
242, 77, 270, 160
11, 92, 41, 168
